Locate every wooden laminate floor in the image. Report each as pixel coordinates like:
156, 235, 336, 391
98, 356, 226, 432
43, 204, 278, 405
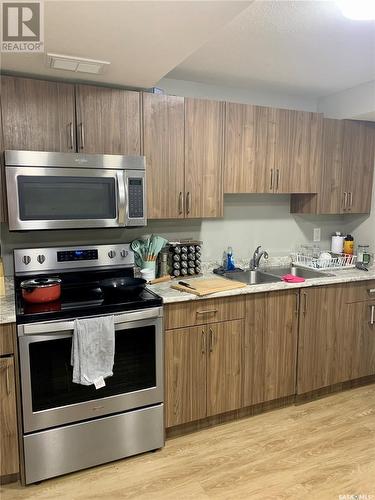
2, 385, 375, 500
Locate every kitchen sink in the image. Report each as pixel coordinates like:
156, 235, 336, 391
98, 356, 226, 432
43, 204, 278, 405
262, 265, 335, 279
223, 269, 281, 285
222, 264, 335, 285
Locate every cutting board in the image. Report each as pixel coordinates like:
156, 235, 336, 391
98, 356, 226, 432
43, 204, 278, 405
171, 278, 246, 296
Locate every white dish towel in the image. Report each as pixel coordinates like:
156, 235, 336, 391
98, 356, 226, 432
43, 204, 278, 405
71, 315, 115, 388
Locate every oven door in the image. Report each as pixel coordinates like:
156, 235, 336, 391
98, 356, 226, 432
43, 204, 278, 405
5, 166, 126, 230
18, 308, 163, 433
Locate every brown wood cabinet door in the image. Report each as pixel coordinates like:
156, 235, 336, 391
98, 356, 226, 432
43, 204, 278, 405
244, 291, 298, 406
142, 93, 184, 219
275, 109, 323, 194
0, 356, 19, 478
224, 103, 275, 193
319, 118, 345, 214
184, 98, 223, 218
207, 320, 243, 416
297, 285, 348, 394
1, 75, 76, 152
76, 84, 140, 155
343, 120, 375, 214
345, 300, 375, 380
164, 326, 206, 427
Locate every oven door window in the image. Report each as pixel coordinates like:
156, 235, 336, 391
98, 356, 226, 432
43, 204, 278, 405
28, 326, 156, 412
18, 176, 117, 220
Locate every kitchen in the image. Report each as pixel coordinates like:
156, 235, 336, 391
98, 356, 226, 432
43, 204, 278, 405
0, 0, 374, 498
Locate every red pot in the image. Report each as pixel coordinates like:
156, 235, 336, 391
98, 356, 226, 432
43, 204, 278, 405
21, 277, 62, 304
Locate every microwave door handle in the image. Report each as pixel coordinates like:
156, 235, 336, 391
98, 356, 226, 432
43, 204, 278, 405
117, 171, 126, 226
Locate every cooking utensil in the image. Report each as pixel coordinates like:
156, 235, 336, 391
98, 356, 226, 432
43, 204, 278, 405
21, 277, 62, 304
99, 277, 146, 297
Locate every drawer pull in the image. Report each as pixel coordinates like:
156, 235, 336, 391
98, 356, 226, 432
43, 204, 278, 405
196, 309, 218, 315
370, 305, 375, 326
368, 289, 375, 294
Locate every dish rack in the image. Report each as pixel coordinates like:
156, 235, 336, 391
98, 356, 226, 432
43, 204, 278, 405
291, 252, 358, 270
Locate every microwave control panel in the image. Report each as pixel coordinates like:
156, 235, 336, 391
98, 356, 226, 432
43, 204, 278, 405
128, 178, 144, 219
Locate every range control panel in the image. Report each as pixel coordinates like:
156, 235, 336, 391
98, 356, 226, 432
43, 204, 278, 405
14, 244, 134, 274
57, 249, 98, 262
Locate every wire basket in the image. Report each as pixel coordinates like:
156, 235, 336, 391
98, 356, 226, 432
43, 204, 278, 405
291, 252, 357, 270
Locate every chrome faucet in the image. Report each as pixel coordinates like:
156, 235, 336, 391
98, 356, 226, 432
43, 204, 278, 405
250, 246, 269, 270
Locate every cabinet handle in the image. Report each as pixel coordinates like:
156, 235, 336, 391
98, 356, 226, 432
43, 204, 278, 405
349, 192, 353, 209
270, 169, 274, 190
302, 292, 307, 315
5, 364, 10, 396
196, 309, 218, 315
276, 169, 280, 191
78, 122, 85, 149
178, 192, 183, 215
295, 292, 300, 316
68, 122, 74, 150
209, 327, 214, 353
186, 192, 191, 215
201, 330, 206, 353
343, 192, 348, 210
370, 305, 375, 326
368, 289, 375, 294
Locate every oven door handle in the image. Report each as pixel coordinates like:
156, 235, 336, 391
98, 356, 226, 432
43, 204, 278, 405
19, 307, 163, 336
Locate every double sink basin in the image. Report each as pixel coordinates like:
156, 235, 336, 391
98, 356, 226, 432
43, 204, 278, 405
222, 265, 334, 285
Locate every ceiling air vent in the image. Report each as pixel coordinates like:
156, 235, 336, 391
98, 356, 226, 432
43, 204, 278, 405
46, 53, 110, 74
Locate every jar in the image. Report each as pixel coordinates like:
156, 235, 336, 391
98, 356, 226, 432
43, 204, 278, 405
358, 244, 371, 265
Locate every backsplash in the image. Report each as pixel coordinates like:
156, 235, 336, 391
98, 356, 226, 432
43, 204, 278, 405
0, 194, 350, 276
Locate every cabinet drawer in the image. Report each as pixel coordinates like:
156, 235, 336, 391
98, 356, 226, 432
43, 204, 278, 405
343, 280, 375, 303
165, 296, 245, 330
0, 324, 15, 356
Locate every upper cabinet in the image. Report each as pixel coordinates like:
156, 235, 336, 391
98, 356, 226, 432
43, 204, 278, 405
75, 84, 141, 155
142, 93, 185, 219
185, 98, 224, 218
224, 103, 275, 193
291, 119, 375, 214
274, 109, 323, 193
1, 75, 76, 152
224, 103, 323, 194
342, 120, 375, 214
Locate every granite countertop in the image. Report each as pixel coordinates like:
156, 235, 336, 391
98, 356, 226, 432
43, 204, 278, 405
0, 277, 16, 324
148, 267, 375, 304
1, 266, 374, 324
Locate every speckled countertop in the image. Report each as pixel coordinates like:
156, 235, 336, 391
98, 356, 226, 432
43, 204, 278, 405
0, 277, 16, 324
148, 267, 375, 304
1, 266, 375, 324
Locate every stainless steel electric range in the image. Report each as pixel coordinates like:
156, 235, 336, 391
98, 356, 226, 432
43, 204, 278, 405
13, 244, 164, 485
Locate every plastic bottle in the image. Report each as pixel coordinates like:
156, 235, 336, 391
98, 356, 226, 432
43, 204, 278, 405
226, 247, 235, 271
343, 234, 354, 255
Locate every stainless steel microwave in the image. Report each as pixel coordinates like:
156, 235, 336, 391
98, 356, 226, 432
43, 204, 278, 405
5, 151, 147, 230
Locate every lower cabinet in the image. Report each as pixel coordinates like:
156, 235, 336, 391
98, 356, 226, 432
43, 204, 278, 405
0, 323, 19, 482
243, 290, 299, 406
297, 282, 375, 394
0, 359, 19, 480
164, 319, 243, 427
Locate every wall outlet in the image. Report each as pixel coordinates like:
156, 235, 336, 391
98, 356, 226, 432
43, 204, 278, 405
313, 228, 321, 242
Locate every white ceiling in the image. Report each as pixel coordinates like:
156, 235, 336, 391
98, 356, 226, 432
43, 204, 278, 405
1, 0, 374, 119
0, 1, 250, 88
167, 0, 375, 98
